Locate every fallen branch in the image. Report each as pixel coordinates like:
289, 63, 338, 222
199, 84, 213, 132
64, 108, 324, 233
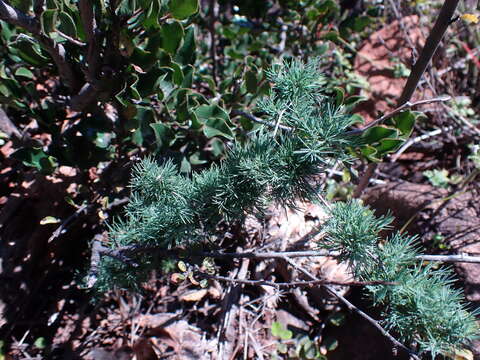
198, 272, 397, 288
47, 198, 98, 244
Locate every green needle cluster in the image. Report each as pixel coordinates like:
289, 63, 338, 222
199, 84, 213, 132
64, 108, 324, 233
322, 200, 479, 356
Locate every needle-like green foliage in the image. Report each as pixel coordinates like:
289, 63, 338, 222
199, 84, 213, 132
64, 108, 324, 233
96, 59, 478, 356
321, 200, 479, 356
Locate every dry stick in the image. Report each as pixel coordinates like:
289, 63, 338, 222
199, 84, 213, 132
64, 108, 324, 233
56, 30, 87, 47
47, 200, 97, 244
391, 125, 454, 162
345, 96, 451, 136
234, 97, 450, 137
201, 250, 480, 264
440, 102, 480, 136
217, 257, 250, 359
79, 0, 101, 82
282, 257, 421, 360
198, 273, 397, 288
398, 0, 460, 106
425, 46, 480, 82
351, 100, 450, 196
353, 0, 460, 199
388, 0, 419, 61
96, 244, 480, 265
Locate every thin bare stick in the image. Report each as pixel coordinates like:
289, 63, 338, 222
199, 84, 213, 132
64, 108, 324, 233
440, 103, 480, 136
273, 109, 286, 137
56, 30, 87, 47
391, 126, 454, 162
346, 96, 451, 136
198, 273, 397, 288
208, 0, 219, 84
283, 257, 420, 360
326, 168, 386, 185
398, 0, 460, 105
47, 201, 95, 244
352, 162, 377, 199
97, 244, 480, 265
417, 254, 480, 264
79, 0, 101, 84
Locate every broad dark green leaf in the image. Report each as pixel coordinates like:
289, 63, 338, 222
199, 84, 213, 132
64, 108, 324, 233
150, 123, 174, 148
168, 0, 199, 20
137, 68, 166, 97
333, 87, 344, 107
181, 65, 194, 88
12, 37, 50, 66
12, 147, 58, 174
194, 104, 229, 123
362, 126, 398, 144
343, 95, 366, 112
245, 70, 257, 94
41, 10, 58, 34
10, 0, 30, 12
161, 20, 184, 54
203, 118, 233, 139
175, 26, 196, 65
376, 138, 403, 154
175, 89, 190, 122
15, 67, 34, 79
58, 11, 77, 37
170, 62, 184, 86
393, 111, 415, 137
142, 0, 162, 29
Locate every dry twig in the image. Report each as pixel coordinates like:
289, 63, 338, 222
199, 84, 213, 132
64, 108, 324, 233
283, 257, 421, 360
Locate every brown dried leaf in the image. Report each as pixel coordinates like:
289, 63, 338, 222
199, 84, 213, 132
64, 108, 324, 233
179, 289, 207, 302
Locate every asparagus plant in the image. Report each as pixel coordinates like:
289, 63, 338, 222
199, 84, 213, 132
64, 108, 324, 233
94, 59, 478, 357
